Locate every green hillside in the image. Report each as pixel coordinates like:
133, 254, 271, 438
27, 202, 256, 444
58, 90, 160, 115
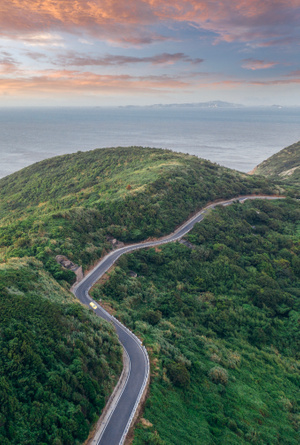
92, 198, 300, 445
0, 147, 275, 280
0, 257, 122, 445
0, 147, 272, 269
252, 141, 300, 193
0, 146, 286, 444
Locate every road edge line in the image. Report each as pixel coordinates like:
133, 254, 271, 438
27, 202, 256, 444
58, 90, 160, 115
87, 347, 131, 445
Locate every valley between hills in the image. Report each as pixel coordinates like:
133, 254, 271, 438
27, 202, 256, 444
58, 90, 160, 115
0, 144, 299, 444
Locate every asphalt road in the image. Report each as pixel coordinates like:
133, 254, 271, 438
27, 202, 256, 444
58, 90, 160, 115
73, 195, 284, 445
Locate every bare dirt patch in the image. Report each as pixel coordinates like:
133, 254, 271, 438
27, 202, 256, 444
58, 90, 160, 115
141, 418, 153, 428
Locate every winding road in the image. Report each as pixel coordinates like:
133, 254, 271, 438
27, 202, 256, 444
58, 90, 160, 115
72, 195, 284, 445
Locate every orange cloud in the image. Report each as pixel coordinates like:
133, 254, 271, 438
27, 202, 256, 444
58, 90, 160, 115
1, 1, 165, 45
1, 1, 299, 45
0, 68, 189, 97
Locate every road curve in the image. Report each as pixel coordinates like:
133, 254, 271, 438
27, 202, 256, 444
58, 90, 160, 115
73, 195, 284, 445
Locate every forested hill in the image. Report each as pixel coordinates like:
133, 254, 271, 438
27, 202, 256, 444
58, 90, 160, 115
0, 257, 122, 445
0, 146, 276, 275
252, 141, 300, 192
0, 146, 283, 444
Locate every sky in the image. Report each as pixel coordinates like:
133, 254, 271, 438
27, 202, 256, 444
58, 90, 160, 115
1, 0, 300, 106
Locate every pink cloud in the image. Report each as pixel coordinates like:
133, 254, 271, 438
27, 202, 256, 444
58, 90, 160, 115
1, 1, 299, 46
242, 58, 279, 70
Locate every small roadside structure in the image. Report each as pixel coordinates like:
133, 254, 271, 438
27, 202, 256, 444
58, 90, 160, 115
55, 255, 83, 282
129, 271, 137, 278
106, 236, 125, 249
178, 239, 196, 249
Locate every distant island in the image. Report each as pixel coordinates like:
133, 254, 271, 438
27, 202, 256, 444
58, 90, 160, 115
119, 100, 244, 109
118, 101, 300, 109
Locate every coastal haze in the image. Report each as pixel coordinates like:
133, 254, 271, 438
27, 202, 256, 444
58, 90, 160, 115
1, 105, 300, 179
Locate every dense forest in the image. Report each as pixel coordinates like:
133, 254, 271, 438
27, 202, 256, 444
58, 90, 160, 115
0, 145, 297, 444
0, 257, 122, 444
92, 198, 300, 444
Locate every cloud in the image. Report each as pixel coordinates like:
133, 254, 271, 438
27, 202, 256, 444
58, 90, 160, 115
0, 68, 189, 96
1, 65, 300, 101
1, 1, 299, 46
25, 51, 47, 61
210, 77, 300, 87
250, 78, 300, 86
286, 69, 300, 77
242, 58, 279, 70
0, 1, 168, 45
248, 36, 300, 48
55, 52, 204, 67
18, 33, 65, 47
78, 38, 94, 45
0, 52, 19, 74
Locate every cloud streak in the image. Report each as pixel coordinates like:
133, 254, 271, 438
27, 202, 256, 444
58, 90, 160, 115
2, 66, 300, 97
55, 52, 204, 67
242, 58, 279, 70
0, 68, 190, 97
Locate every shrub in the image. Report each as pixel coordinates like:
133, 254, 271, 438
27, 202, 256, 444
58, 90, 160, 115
208, 366, 229, 385
144, 310, 162, 326
166, 362, 190, 388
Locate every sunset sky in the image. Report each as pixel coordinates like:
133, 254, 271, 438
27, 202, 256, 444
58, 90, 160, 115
1, 0, 300, 106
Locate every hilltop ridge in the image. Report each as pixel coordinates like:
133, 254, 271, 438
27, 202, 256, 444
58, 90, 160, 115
0, 146, 275, 274
251, 141, 300, 192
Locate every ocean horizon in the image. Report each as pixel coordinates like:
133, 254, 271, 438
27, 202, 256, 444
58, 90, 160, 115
0, 106, 299, 179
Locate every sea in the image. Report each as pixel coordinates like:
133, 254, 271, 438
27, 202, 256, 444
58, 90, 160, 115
0, 106, 299, 179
